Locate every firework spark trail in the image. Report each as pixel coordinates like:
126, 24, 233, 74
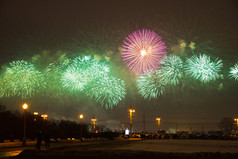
185, 54, 223, 83
122, 29, 166, 74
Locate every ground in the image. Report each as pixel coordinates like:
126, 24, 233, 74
1, 139, 238, 159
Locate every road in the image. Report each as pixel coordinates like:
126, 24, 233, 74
1, 139, 238, 159
0, 139, 105, 158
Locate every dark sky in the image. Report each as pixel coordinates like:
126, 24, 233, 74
0, 0, 238, 132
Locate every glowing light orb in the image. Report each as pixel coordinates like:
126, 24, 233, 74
136, 70, 165, 100
229, 63, 238, 81
121, 29, 166, 74
185, 54, 223, 83
159, 55, 184, 85
1, 60, 45, 99
87, 76, 126, 109
140, 49, 147, 56
22, 103, 28, 109
62, 56, 109, 92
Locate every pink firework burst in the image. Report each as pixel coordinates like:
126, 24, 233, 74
121, 29, 166, 74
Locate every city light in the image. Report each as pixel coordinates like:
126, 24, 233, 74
156, 117, 161, 131
79, 114, 84, 119
156, 117, 161, 121
22, 103, 28, 110
91, 117, 97, 133
129, 108, 135, 133
22, 103, 28, 146
129, 109, 135, 113
79, 114, 84, 141
234, 118, 238, 133
41, 114, 48, 120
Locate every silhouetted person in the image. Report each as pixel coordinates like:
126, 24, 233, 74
44, 133, 50, 150
35, 131, 42, 151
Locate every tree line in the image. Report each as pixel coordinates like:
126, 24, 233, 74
0, 109, 89, 142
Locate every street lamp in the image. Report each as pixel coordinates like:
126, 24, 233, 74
33, 112, 38, 121
91, 116, 97, 133
22, 103, 28, 146
234, 117, 238, 133
129, 108, 135, 133
41, 114, 48, 120
79, 114, 84, 141
156, 117, 161, 132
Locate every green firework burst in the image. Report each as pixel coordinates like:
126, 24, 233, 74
136, 70, 166, 100
62, 56, 110, 92
1, 60, 45, 99
185, 54, 223, 83
229, 63, 238, 81
0, 77, 4, 98
87, 75, 126, 109
159, 55, 184, 85
44, 56, 70, 97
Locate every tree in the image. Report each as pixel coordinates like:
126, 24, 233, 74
218, 117, 234, 134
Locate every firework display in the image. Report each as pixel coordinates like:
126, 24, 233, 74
185, 54, 223, 83
229, 63, 238, 81
87, 75, 126, 109
1, 60, 45, 99
62, 56, 110, 92
136, 70, 166, 100
0, 77, 3, 98
0, 26, 237, 110
159, 55, 184, 85
44, 57, 70, 97
121, 29, 166, 74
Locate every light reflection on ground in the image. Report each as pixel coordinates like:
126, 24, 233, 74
0, 150, 22, 158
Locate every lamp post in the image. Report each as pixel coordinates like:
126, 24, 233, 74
79, 114, 84, 141
91, 116, 97, 133
156, 117, 161, 132
22, 103, 28, 146
234, 117, 238, 134
33, 112, 38, 121
41, 114, 48, 120
129, 108, 135, 133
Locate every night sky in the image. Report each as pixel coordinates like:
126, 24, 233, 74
0, 0, 238, 132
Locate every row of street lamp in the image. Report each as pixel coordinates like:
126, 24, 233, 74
21, 103, 98, 145
21, 103, 238, 146
129, 107, 161, 133
78, 114, 97, 140
21, 104, 158, 146
21, 103, 50, 146
22, 103, 28, 146
128, 108, 238, 134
